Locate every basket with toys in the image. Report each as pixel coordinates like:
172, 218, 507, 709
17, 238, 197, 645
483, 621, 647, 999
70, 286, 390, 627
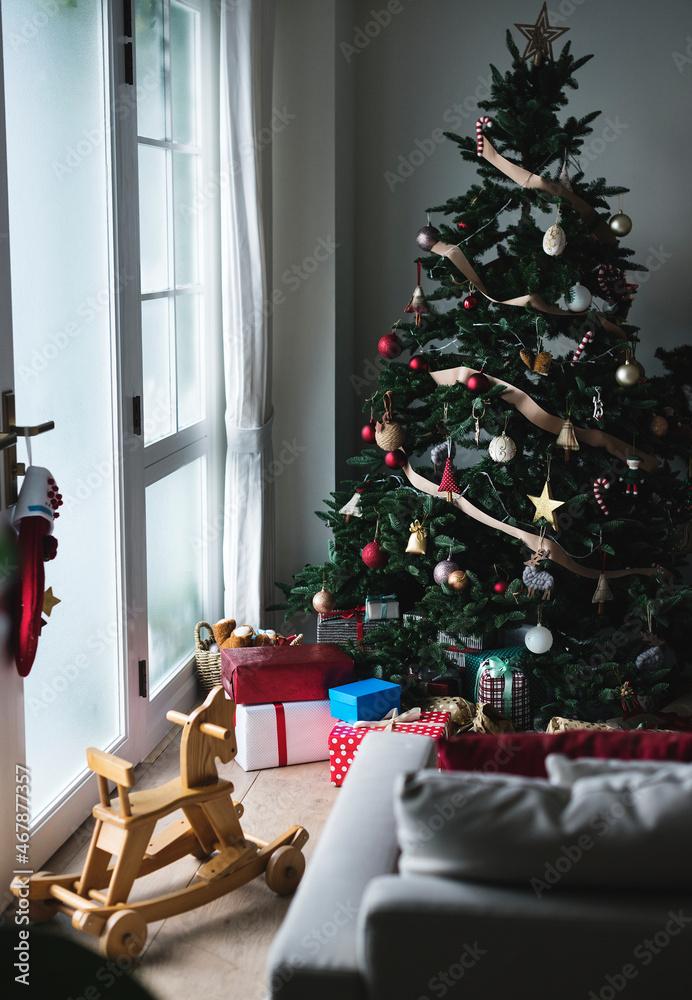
195, 619, 304, 691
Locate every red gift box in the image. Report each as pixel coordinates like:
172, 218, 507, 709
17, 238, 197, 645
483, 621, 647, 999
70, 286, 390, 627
221, 643, 354, 705
329, 710, 451, 786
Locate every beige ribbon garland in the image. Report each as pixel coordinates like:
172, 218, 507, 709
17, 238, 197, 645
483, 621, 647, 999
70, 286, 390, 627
402, 461, 660, 582
479, 134, 617, 245
430, 239, 626, 340
429, 364, 659, 472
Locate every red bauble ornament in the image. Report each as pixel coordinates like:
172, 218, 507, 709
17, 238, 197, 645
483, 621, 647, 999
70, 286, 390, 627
361, 421, 377, 442
466, 372, 490, 393
463, 295, 478, 311
384, 450, 406, 469
409, 356, 429, 373
493, 580, 509, 595
378, 332, 403, 359
362, 541, 388, 569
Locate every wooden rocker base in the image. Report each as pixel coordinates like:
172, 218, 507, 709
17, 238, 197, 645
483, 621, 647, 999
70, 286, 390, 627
11, 688, 310, 960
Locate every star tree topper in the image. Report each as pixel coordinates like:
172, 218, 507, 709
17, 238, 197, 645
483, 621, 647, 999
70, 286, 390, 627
527, 480, 565, 531
514, 3, 569, 63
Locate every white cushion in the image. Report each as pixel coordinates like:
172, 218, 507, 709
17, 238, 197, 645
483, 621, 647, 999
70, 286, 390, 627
545, 753, 692, 786
395, 767, 692, 891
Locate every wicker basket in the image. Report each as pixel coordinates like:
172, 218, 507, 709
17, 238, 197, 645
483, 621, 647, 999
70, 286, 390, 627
194, 621, 222, 691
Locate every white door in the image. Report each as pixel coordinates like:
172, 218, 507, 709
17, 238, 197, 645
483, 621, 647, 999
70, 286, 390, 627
0, 0, 222, 876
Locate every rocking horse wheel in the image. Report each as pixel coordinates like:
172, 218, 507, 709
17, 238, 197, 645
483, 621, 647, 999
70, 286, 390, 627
265, 845, 305, 896
100, 909, 148, 961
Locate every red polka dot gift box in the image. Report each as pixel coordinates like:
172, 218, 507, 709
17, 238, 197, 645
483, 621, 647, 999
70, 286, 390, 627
329, 709, 452, 787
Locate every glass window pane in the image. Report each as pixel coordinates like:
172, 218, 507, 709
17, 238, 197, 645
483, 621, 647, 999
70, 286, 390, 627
142, 298, 174, 444
173, 151, 199, 287
176, 294, 203, 428
135, 0, 166, 140
138, 144, 170, 294
2, 0, 120, 821
170, 2, 199, 146
146, 459, 205, 693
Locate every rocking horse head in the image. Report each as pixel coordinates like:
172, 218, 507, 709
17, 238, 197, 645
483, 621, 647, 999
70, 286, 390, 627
179, 686, 237, 788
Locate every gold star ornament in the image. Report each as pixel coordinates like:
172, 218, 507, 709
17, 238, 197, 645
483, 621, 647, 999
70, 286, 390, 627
527, 479, 565, 531
42, 587, 61, 617
515, 3, 569, 64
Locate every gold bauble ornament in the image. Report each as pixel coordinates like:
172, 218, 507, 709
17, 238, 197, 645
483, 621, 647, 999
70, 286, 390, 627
312, 587, 336, 613
615, 359, 640, 387
608, 211, 633, 237
447, 569, 470, 591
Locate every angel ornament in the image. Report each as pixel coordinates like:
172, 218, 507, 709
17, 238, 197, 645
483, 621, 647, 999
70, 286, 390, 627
522, 548, 554, 600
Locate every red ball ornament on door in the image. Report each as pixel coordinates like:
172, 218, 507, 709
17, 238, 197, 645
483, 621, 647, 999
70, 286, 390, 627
361, 421, 377, 442
378, 332, 403, 359
384, 450, 406, 469
362, 541, 388, 568
466, 372, 490, 393
493, 580, 509, 595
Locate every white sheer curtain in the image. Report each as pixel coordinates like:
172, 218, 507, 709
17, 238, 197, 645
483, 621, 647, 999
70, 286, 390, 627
219, 0, 275, 626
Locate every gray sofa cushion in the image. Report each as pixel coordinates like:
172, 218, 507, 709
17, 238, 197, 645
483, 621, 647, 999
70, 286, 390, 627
395, 767, 692, 891
266, 732, 438, 1000
545, 753, 692, 785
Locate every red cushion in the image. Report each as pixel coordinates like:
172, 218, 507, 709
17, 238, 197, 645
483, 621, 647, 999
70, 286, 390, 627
437, 730, 692, 779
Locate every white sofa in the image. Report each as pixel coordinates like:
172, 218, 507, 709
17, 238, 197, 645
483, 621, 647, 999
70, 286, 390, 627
266, 731, 690, 999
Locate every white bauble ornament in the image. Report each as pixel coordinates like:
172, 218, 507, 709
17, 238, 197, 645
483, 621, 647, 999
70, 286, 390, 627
488, 432, 517, 463
567, 283, 592, 312
615, 360, 640, 387
542, 224, 567, 256
524, 624, 554, 654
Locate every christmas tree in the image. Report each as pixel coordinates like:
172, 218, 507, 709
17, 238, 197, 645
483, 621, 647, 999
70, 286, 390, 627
274, 14, 692, 726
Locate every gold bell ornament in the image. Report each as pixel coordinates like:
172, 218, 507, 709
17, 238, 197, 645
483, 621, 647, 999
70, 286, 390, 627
556, 417, 580, 461
404, 262, 430, 326
592, 573, 613, 615
405, 518, 429, 555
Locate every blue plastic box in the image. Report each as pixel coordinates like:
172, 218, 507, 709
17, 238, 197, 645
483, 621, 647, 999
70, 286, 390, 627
328, 678, 401, 724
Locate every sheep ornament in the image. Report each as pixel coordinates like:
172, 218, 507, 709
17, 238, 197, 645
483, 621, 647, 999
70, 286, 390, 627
522, 548, 554, 600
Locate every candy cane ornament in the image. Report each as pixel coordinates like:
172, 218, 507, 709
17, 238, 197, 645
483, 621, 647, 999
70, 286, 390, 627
593, 477, 611, 515
476, 116, 492, 156
571, 329, 595, 366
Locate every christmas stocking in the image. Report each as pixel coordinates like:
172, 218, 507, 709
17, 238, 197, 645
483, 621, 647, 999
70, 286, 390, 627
11, 466, 61, 677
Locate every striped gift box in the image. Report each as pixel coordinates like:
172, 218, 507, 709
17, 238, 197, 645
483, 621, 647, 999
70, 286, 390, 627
316, 608, 382, 643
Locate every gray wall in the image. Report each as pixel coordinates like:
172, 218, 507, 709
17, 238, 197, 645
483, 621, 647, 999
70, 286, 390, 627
272, 0, 692, 627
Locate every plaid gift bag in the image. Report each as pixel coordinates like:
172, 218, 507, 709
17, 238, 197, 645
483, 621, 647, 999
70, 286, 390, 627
475, 655, 531, 730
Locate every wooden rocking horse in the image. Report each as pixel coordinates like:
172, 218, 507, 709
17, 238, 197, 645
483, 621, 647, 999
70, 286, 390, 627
11, 687, 308, 959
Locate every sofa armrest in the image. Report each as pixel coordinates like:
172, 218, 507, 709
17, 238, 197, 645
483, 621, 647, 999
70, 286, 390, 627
359, 874, 692, 999
266, 732, 438, 1000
